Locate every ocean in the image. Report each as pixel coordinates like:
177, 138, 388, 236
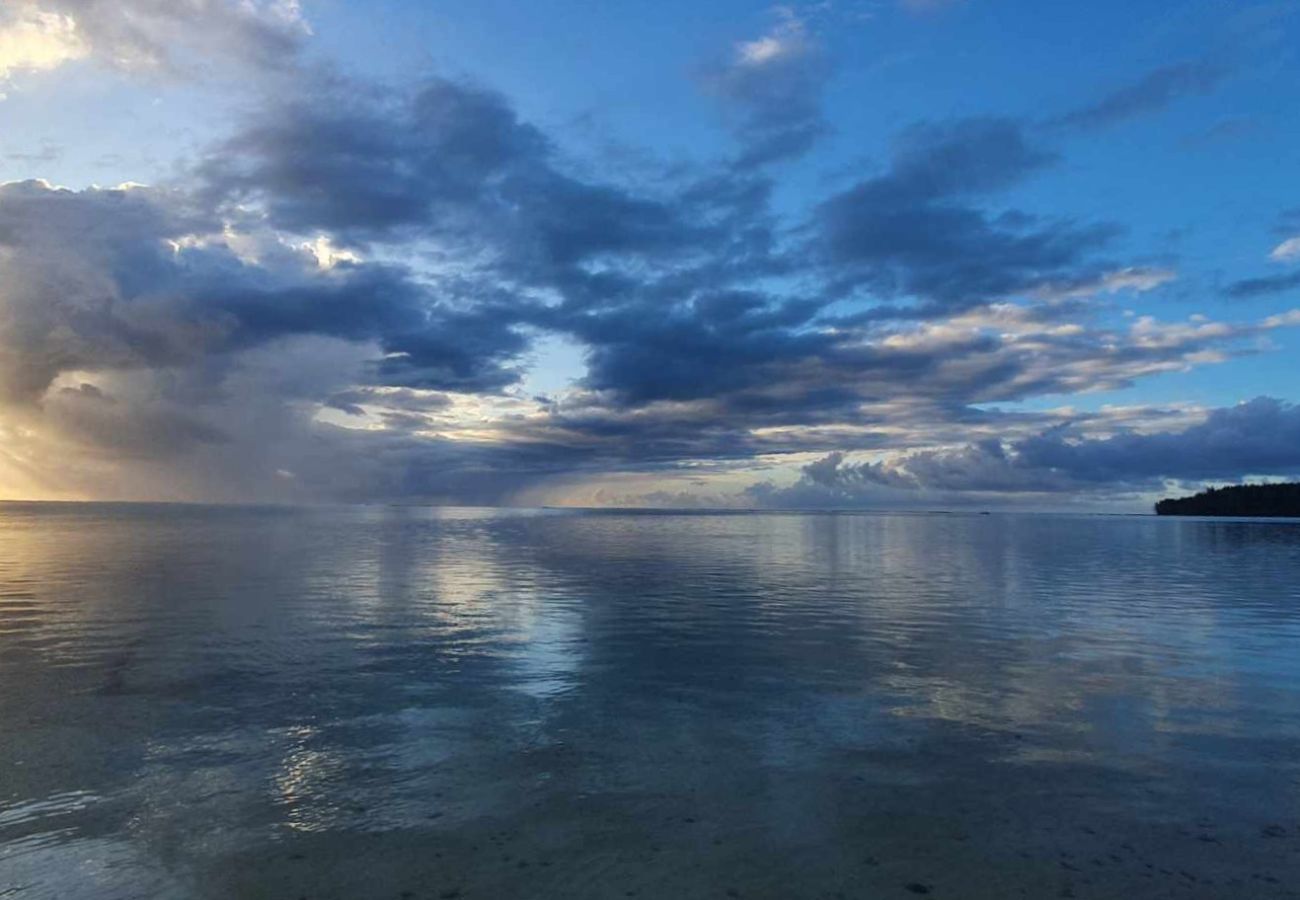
1, 504, 1298, 898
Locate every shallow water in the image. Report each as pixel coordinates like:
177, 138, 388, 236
1, 505, 1299, 899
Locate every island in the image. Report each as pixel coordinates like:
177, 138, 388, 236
1155, 482, 1300, 517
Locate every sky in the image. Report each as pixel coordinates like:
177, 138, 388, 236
0, 0, 1298, 510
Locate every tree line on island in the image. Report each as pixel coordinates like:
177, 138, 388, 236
1155, 482, 1300, 517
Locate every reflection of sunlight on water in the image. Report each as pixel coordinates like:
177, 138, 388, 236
505, 603, 583, 700
271, 725, 350, 833
0, 791, 99, 829
357, 509, 586, 699
274, 746, 349, 833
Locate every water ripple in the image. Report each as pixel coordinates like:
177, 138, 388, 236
1, 506, 1298, 897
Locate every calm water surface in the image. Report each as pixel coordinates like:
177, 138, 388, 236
1, 505, 1299, 899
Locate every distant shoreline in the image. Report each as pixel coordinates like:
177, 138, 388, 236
1155, 482, 1300, 517
1, 499, 1297, 521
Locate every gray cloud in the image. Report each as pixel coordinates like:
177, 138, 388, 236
480, 301, 1300, 483
199, 75, 720, 295
3, 48, 1298, 505
0, 178, 528, 404
11, 0, 309, 76
812, 117, 1119, 311
699, 13, 830, 169
1228, 269, 1300, 298
754, 397, 1300, 506
1053, 60, 1233, 131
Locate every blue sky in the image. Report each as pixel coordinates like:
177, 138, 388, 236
0, 0, 1298, 508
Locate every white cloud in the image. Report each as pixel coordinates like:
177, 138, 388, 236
1096, 266, 1177, 293
1269, 236, 1300, 263
1033, 266, 1176, 300
734, 12, 810, 67
0, 4, 88, 84
301, 235, 361, 270
0, 0, 308, 88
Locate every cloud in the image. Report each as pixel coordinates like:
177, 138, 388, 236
1052, 60, 1232, 131
1270, 236, 1300, 262
883, 117, 1059, 197
1032, 266, 1176, 300
0, 340, 551, 504
198, 75, 715, 295
1227, 270, 1300, 298
1181, 116, 1259, 148
0, 0, 307, 85
810, 117, 1122, 311
1012, 397, 1300, 483
0, 5, 87, 83
200, 77, 548, 239
0, 74, 780, 501
753, 397, 1300, 504
0, 173, 556, 503
486, 299, 1300, 480
3, 51, 1297, 506
700, 11, 830, 168
172, 75, 1300, 492
0, 178, 528, 405
1230, 234, 1300, 294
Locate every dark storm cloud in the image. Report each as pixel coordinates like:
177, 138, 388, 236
45, 383, 231, 459
199, 76, 714, 282
26, 376, 590, 505
0, 179, 213, 401
1052, 60, 1233, 131
811, 117, 1118, 309
0, 179, 527, 402
206, 266, 531, 393
755, 397, 1300, 505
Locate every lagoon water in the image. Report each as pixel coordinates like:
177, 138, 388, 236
1, 504, 1299, 899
